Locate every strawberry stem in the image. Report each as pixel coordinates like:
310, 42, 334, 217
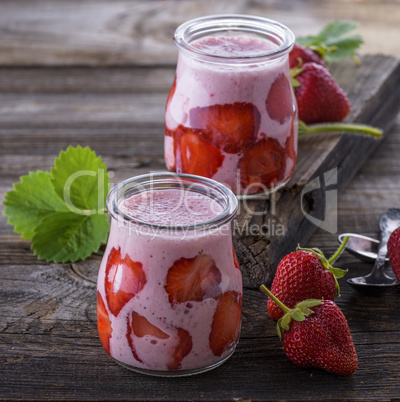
260, 285, 291, 314
328, 235, 349, 264
298, 120, 382, 139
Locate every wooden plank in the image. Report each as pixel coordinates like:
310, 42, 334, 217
0, 67, 175, 93
1, 259, 400, 400
0, 0, 399, 66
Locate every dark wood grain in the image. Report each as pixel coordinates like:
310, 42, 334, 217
0, 0, 399, 66
2, 259, 400, 401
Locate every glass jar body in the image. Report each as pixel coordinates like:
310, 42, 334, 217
165, 15, 298, 195
96, 173, 242, 376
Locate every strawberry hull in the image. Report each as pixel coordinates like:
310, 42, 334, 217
165, 16, 297, 195
97, 174, 241, 376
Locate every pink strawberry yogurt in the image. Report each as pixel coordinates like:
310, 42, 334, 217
165, 15, 298, 195
97, 173, 241, 376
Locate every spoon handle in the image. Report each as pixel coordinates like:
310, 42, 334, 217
370, 238, 388, 282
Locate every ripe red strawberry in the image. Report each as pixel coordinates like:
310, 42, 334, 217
289, 43, 326, 68
267, 246, 348, 321
266, 73, 295, 124
189, 102, 260, 154
292, 62, 351, 124
238, 136, 286, 192
104, 247, 147, 317
388, 227, 400, 281
261, 286, 358, 375
97, 291, 112, 355
165, 253, 222, 305
176, 129, 225, 178
209, 291, 242, 356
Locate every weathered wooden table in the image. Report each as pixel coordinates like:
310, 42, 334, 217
1, 1, 400, 400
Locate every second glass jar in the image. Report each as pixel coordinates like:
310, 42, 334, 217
165, 14, 298, 195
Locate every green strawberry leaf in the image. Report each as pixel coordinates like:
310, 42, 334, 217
329, 266, 349, 278
3, 171, 68, 240
296, 306, 314, 316
51, 146, 109, 214
32, 212, 109, 263
3, 146, 111, 263
280, 313, 292, 331
324, 35, 363, 64
319, 20, 359, 41
290, 309, 305, 322
296, 19, 363, 64
276, 321, 283, 340
296, 299, 323, 309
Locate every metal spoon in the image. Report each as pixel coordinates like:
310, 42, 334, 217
337, 233, 390, 263
347, 208, 400, 295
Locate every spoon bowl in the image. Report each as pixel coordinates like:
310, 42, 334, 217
347, 208, 400, 295
338, 233, 389, 263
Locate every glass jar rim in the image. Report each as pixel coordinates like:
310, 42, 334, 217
174, 14, 295, 62
107, 172, 238, 231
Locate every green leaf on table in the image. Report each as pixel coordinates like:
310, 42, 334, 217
3, 145, 111, 263
297, 20, 363, 64
3, 171, 68, 240
32, 211, 110, 263
51, 145, 109, 214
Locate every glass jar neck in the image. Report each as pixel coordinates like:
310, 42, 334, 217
174, 14, 295, 65
107, 172, 238, 231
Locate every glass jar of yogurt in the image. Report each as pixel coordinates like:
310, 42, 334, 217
97, 172, 241, 376
165, 14, 298, 195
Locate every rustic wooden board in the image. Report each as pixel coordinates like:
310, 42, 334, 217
1, 258, 400, 401
2, 1, 400, 400
235, 54, 400, 287
0, 0, 399, 66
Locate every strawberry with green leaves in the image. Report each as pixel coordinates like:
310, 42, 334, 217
261, 285, 358, 376
291, 62, 351, 124
267, 239, 349, 321
289, 43, 326, 68
288, 20, 384, 138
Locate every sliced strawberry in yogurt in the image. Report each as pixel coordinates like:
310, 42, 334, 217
176, 130, 225, 178
97, 291, 112, 355
239, 136, 286, 193
189, 102, 260, 154
165, 253, 222, 306
104, 247, 147, 317
266, 73, 294, 124
209, 291, 242, 356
